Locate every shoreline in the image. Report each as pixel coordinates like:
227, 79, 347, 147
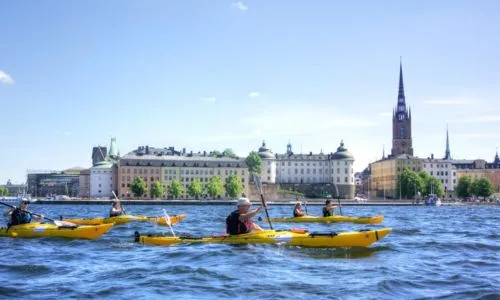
30, 199, 500, 206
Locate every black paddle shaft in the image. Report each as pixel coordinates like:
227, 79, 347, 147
337, 197, 343, 216
0, 201, 54, 222
259, 194, 273, 230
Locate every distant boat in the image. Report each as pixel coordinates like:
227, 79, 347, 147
425, 195, 441, 206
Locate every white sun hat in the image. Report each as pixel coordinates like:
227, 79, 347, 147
237, 198, 252, 206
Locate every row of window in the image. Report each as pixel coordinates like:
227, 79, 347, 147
278, 168, 353, 175
430, 171, 456, 177
280, 161, 350, 167
425, 164, 451, 169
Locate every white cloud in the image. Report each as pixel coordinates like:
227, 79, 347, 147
455, 115, 500, 123
248, 92, 260, 98
423, 99, 468, 105
379, 112, 392, 117
231, 2, 248, 11
0, 70, 14, 84
201, 97, 216, 102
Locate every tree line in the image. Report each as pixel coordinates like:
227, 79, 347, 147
397, 168, 495, 199
129, 174, 245, 199
455, 176, 494, 199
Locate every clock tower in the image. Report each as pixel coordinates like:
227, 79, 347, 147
391, 60, 413, 156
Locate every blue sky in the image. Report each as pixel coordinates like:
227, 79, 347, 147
1, 1, 499, 184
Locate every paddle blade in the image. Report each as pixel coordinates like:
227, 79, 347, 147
252, 173, 263, 193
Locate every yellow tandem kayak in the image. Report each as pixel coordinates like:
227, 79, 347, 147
0, 222, 113, 240
135, 228, 392, 248
263, 215, 384, 224
62, 214, 187, 226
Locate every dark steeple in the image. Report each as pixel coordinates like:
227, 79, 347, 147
391, 58, 413, 157
395, 58, 409, 121
444, 126, 451, 160
494, 148, 499, 164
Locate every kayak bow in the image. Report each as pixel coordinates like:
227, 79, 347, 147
63, 214, 187, 226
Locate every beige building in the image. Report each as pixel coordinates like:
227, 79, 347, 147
118, 146, 249, 199
370, 154, 423, 199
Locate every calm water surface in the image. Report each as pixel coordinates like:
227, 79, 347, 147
0, 204, 498, 299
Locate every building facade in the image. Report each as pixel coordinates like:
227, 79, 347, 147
118, 146, 249, 199
78, 169, 90, 198
422, 156, 457, 195
27, 171, 80, 197
257, 141, 277, 184
90, 138, 119, 198
275, 141, 356, 199
0, 180, 27, 196
371, 155, 423, 199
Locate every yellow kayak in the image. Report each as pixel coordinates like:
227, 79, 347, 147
0, 222, 113, 240
63, 214, 187, 226
263, 215, 384, 224
135, 228, 392, 248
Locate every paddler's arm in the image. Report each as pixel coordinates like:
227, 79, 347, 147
238, 206, 265, 221
3, 207, 14, 217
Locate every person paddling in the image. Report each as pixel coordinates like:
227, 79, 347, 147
4, 200, 43, 226
109, 200, 125, 217
293, 202, 306, 217
226, 198, 265, 235
322, 199, 340, 217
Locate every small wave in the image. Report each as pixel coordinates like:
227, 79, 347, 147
0, 264, 52, 276
0, 286, 27, 297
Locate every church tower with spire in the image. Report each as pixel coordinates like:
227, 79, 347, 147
391, 59, 414, 157
444, 127, 451, 160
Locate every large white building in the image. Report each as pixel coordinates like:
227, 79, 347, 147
273, 141, 355, 198
421, 156, 457, 193
257, 141, 276, 184
90, 137, 119, 198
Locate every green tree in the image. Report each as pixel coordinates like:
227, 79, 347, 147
187, 179, 204, 199
245, 151, 262, 174
0, 187, 7, 196
131, 177, 147, 198
206, 176, 224, 198
209, 150, 222, 157
396, 168, 424, 199
168, 179, 184, 199
456, 176, 472, 198
151, 181, 165, 199
222, 148, 237, 158
418, 171, 444, 197
470, 177, 494, 199
225, 174, 243, 198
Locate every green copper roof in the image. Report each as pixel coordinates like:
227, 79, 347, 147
332, 140, 354, 160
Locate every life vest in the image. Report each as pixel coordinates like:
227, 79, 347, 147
294, 209, 304, 217
226, 210, 249, 235
109, 208, 125, 217
323, 207, 333, 217
10, 209, 32, 226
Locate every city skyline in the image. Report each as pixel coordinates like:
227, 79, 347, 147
1, 1, 500, 183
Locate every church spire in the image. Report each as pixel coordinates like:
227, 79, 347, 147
444, 126, 451, 160
398, 58, 405, 104
382, 144, 386, 159
395, 58, 408, 120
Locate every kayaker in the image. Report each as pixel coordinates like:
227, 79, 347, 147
109, 200, 125, 217
293, 202, 305, 217
4, 200, 43, 226
322, 199, 340, 217
226, 198, 265, 235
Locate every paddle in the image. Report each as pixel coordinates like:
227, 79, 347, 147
252, 173, 273, 230
163, 208, 176, 237
0, 201, 76, 227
